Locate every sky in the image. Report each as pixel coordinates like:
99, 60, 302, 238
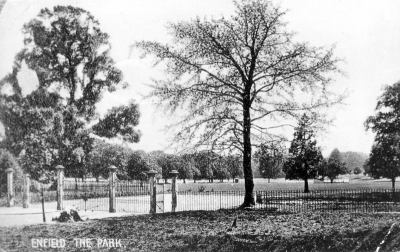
0, 0, 400, 156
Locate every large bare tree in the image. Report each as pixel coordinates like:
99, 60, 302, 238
135, 0, 343, 206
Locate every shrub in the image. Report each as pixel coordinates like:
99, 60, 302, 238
0, 149, 23, 196
198, 185, 206, 193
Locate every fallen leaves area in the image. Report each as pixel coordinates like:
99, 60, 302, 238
1, 210, 400, 252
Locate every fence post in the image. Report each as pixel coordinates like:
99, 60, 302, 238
5, 168, 14, 207
23, 174, 30, 208
170, 170, 179, 212
109, 165, 117, 213
56, 165, 64, 210
147, 170, 157, 214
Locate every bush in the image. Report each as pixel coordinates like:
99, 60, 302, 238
198, 185, 206, 193
0, 149, 23, 196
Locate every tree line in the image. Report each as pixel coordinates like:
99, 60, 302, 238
86, 139, 244, 183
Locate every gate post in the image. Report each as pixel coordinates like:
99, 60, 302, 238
23, 174, 30, 208
5, 168, 14, 207
109, 165, 117, 213
56, 165, 64, 210
170, 170, 179, 212
147, 170, 157, 214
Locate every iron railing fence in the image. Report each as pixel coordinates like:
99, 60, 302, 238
61, 180, 150, 212
177, 189, 400, 213
116, 181, 151, 213
20, 185, 400, 214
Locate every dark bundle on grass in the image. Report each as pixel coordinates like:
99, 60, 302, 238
53, 209, 83, 223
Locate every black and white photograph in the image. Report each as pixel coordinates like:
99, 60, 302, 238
1, 0, 400, 251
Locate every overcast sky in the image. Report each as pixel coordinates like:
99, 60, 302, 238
1, 0, 400, 156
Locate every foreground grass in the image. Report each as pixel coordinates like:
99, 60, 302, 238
1, 210, 400, 251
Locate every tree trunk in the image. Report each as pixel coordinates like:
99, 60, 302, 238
241, 99, 255, 207
183, 178, 186, 183
268, 178, 270, 183
164, 178, 167, 184
304, 178, 309, 193
392, 178, 396, 191
330, 179, 333, 183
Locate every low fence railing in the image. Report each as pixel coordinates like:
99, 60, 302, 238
16, 185, 400, 214
177, 189, 400, 213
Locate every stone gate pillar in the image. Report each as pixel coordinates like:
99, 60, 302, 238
147, 170, 157, 214
23, 174, 31, 208
5, 168, 14, 207
109, 165, 117, 213
56, 165, 64, 210
170, 170, 179, 212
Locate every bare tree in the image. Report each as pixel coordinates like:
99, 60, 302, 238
135, 0, 344, 207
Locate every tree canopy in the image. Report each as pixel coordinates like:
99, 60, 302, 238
365, 81, 400, 189
0, 6, 139, 182
135, 0, 343, 206
323, 148, 348, 183
255, 142, 284, 182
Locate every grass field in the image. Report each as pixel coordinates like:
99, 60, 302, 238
174, 176, 399, 192
1, 210, 400, 251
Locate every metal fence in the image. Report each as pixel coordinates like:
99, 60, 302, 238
177, 189, 400, 213
62, 180, 150, 213
22, 184, 400, 214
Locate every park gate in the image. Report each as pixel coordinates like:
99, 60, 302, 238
63, 180, 110, 212
115, 180, 151, 213
156, 183, 165, 213
62, 179, 153, 213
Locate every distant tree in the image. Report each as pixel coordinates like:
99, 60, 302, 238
193, 151, 215, 182
127, 150, 162, 180
325, 148, 348, 183
175, 154, 200, 183
226, 155, 243, 180
88, 139, 132, 181
135, 0, 343, 206
256, 143, 284, 183
362, 159, 373, 177
283, 114, 323, 193
149, 151, 175, 183
341, 151, 368, 173
365, 134, 400, 189
353, 166, 363, 175
251, 158, 262, 179
365, 81, 400, 190
213, 156, 230, 182
317, 158, 328, 180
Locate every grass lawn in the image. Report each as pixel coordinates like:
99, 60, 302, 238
1, 210, 400, 251
174, 177, 399, 192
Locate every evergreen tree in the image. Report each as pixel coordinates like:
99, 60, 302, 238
283, 114, 323, 193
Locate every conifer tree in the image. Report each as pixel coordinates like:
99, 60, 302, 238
283, 114, 323, 193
